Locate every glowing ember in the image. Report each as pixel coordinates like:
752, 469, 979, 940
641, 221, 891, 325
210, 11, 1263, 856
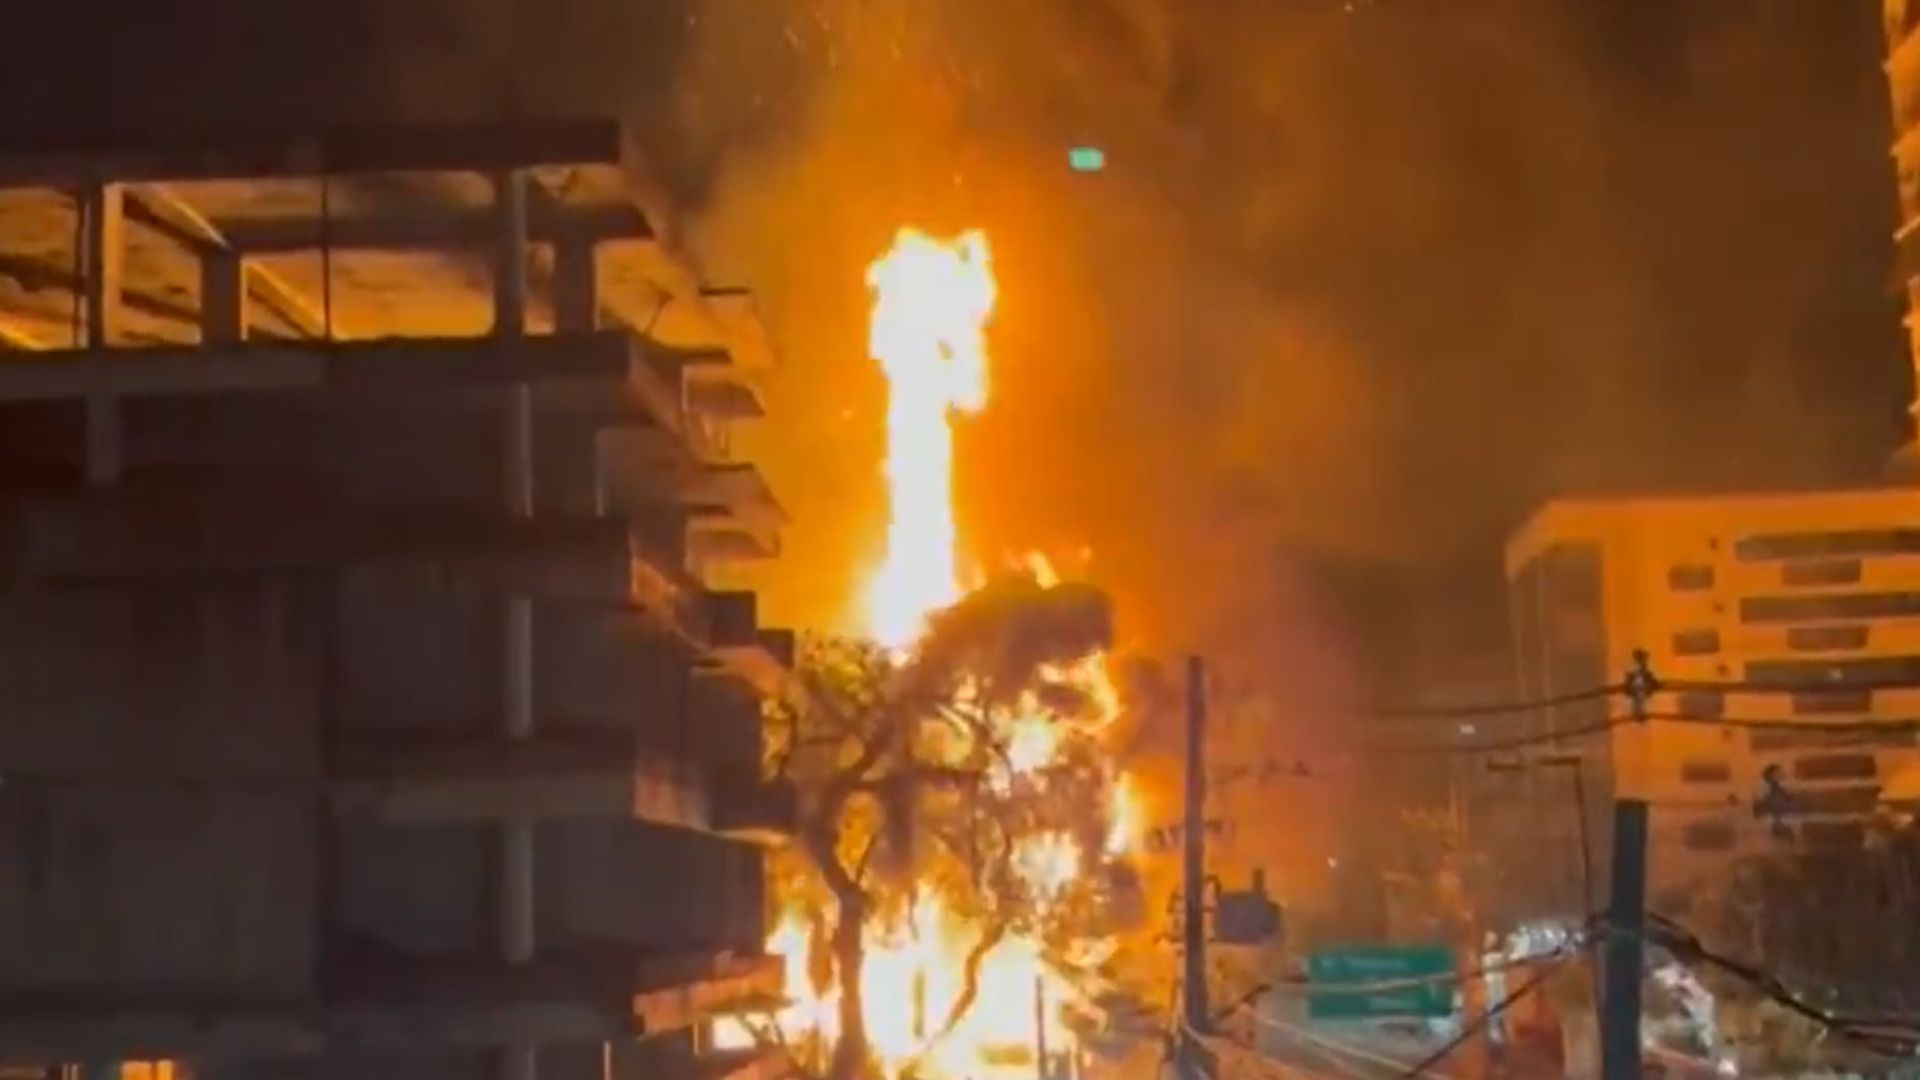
863, 228, 996, 648
1013, 833, 1085, 906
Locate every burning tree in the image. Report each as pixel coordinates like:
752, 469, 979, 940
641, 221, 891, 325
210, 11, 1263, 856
713, 227, 1142, 1078
742, 572, 1128, 1079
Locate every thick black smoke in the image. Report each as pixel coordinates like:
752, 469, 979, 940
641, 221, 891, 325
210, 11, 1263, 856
5, 0, 1905, 671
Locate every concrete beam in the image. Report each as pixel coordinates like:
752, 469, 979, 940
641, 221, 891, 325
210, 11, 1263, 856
125, 183, 343, 340
0, 120, 625, 186
329, 741, 711, 829
613, 1043, 790, 1080
206, 201, 650, 254
0, 331, 633, 403
699, 628, 796, 700
79, 184, 125, 487
684, 376, 764, 420
2, 489, 631, 583
709, 773, 798, 846
319, 949, 782, 1044
0, 317, 52, 350
629, 953, 785, 1037
687, 517, 781, 563
0, 1007, 317, 1063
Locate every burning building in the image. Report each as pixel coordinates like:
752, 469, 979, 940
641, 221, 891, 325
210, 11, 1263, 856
0, 121, 793, 1079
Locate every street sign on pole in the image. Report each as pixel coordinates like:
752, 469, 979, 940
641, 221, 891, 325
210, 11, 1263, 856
1306, 944, 1454, 1020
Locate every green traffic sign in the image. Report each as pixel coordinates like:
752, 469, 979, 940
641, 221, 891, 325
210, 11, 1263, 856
1306, 944, 1454, 1020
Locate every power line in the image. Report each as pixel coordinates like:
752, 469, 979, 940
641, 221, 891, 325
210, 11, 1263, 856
1397, 950, 1576, 1078
1647, 712, 1920, 735
1361, 715, 1624, 757
1235, 1007, 1451, 1080
1224, 950, 1571, 1004
1666, 677, 1920, 697
1363, 684, 1620, 721
1643, 912, 1920, 1055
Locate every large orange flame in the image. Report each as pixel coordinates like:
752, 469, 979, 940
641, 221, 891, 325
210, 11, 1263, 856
862, 228, 996, 647
720, 229, 1132, 1080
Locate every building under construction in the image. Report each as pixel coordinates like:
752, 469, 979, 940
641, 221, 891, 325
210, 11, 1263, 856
0, 121, 792, 1079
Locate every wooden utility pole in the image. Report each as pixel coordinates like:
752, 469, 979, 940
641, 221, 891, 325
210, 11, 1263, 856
1599, 651, 1655, 1079
1179, 655, 1211, 1079
1034, 975, 1049, 1079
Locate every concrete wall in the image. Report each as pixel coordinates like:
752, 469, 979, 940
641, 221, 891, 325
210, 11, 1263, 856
336, 564, 495, 736
133, 395, 505, 513
0, 580, 323, 997
535, 609, 689, 748
535, 821, 763, 956
332, 822, 489, 957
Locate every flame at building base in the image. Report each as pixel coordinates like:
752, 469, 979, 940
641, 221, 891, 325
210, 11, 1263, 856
727, 892, 1085, 1080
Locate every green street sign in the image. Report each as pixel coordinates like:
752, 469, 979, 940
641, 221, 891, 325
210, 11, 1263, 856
1306, 944, 1454, 1020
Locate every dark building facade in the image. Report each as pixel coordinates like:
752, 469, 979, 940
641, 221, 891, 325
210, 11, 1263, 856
0, 122, 791, 1080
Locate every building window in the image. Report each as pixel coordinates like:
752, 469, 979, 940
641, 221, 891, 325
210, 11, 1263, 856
1790, 688, 1874, 715
1785, 625, 1869, 652
1680, 759, 1731, 784
1668, 565, 1714, 591
1682, 822, 1736, 851
1675, 691, 1724, 719
1740, 592, 1920, 623
1672, 629, 1720, 656
1786, 785, 1882, 815
1734, 529, 1920, 561
1780, 559, 1862, 587
1792, 754, 1878, 781
1753, 727, 1911, 752
1800, 822, 1866, 850
1752, 656, 1920, 687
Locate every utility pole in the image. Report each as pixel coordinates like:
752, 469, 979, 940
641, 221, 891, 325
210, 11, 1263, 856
1034, 975, 1050, 1080
1600, 650, 1655, 1079
1179, 655, 1211, 1078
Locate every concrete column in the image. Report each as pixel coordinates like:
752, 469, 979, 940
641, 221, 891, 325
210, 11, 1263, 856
80, 184, 124, 487
553, 236, 598, 333
554, 234, 605, 516
81, 184, 124, 346
494, 167, 539, 1080
199, 250, 246, 344
499, 819, 536, 962
493, 171, 529, 338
